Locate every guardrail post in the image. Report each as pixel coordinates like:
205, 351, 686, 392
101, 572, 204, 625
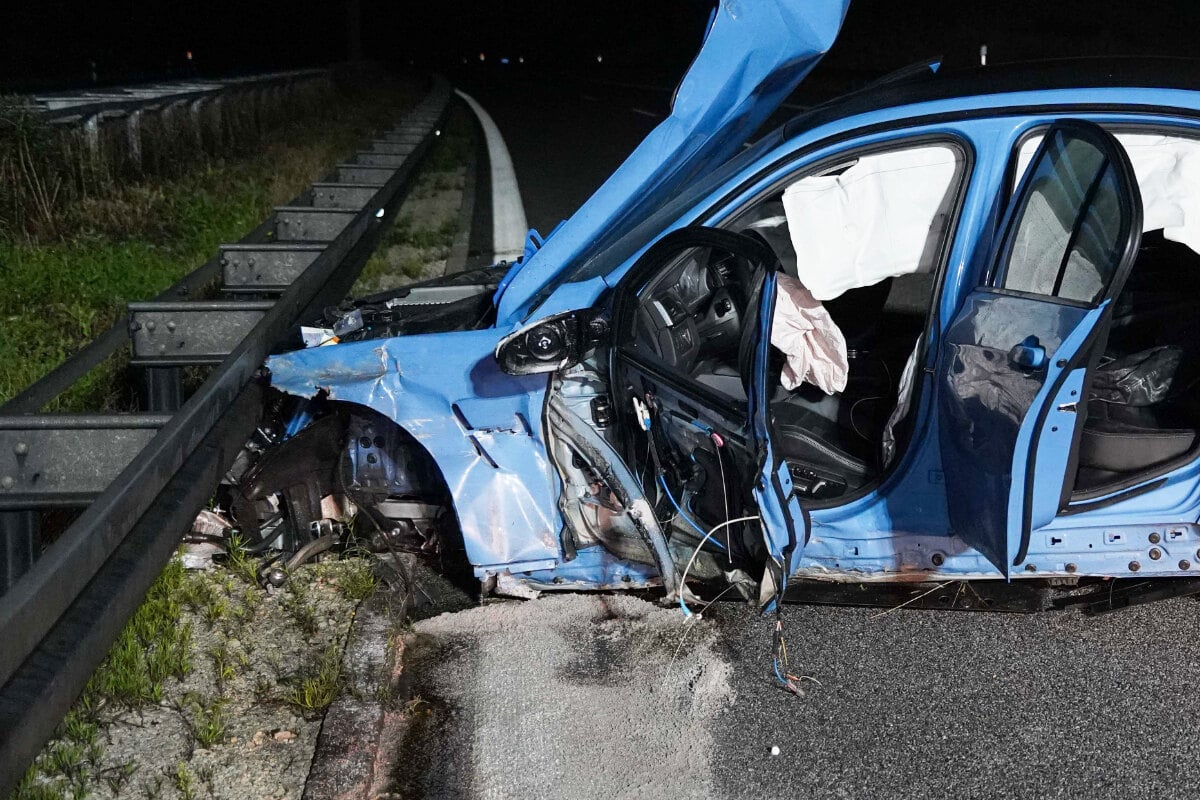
125, 110, 142, 171
210, 95, 224, 150
83, 114, 100, 159
0, 511, 37, 598
189, 98, 206, 151
140, 368, 183, 412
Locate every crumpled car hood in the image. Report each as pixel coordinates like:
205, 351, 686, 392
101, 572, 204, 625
494, 0, 851, 323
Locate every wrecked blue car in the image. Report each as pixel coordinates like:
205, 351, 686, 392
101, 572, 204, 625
237, 0, 1200, 615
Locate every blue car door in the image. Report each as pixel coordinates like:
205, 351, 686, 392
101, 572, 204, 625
938, 120, 1143, 577
608, 227, 806, 606
749, 270, 808, 608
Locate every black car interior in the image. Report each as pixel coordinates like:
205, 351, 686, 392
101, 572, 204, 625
1073, 229, 1200, 498
767, 272, 929, 500
628, 244, 756, 394
627, 220, 934, 503
711, 189, 935, 501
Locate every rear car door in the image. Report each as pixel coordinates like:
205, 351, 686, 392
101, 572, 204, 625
938, 120, 1143, 576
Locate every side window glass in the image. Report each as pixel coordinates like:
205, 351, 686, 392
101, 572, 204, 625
999, 129, 1127, 304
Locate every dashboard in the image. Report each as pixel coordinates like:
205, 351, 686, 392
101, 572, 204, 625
630, 247, 748, 377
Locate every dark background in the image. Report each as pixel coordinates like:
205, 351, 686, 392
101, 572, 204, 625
5, 1, 1200, 94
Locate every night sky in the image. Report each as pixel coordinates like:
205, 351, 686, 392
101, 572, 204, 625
4, 1, 1200, 92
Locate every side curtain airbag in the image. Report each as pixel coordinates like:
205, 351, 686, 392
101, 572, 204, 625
782, 145, 962, 301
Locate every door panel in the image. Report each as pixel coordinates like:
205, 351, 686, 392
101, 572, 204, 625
610, 227, 804, 581
750, 271, 808, 607
938, 120, 1142, 576
1025, 366, 1089, 532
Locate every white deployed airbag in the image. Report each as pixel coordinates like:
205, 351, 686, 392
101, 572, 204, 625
771, 273, 848, 394
782, 145, 962, 301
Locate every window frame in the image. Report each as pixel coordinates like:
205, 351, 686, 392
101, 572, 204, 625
989, 126, 1131, 308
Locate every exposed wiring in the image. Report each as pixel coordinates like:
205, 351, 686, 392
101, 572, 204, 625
849, 356, 893, 443
658, 474, 714, 546
771, 613, 819, 696
636, 438, 651, 489
867, 580, 954, 620
337, 448, 419, 604
678, 514, 761, 617
661, 578, 754, 692
713, 435, 732, 566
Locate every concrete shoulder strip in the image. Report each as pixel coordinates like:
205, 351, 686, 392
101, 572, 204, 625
455, 89, 528, 263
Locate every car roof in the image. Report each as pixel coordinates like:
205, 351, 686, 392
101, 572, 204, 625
786, 57, 1200, 137
526, 58, 1200, 321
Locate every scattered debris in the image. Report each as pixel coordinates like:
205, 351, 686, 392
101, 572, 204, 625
386, 594, 736, 798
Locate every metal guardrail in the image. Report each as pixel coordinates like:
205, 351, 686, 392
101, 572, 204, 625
25, 69, 334, 169
0, 75, 453, 794
31, 69, 330, 119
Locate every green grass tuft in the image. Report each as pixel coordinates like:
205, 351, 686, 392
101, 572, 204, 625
84, 557, 193, 707
172, 762, 197, 800
282, 576, 320, 639
181, 693, 227, 749
336, 558, 379, 601
284, 644, 344, 716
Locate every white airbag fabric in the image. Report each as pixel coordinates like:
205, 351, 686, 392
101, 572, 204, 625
782, 145, 961, 301
1017, 133, 1200, 255
770, 273, 848, 394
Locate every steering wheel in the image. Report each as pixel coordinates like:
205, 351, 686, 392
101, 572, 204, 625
624, 226, 779, 373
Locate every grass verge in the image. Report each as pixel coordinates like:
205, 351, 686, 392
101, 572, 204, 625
0, 80, 418, 410
7, 76, 415, 798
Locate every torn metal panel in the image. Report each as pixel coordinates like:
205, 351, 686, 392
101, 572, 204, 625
267, 329, 564, 569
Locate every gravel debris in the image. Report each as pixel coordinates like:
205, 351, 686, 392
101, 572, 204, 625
16, 560, 368, 800
388, 594, 736, 799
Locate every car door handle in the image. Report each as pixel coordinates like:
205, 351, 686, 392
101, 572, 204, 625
1008, 336, 1047, 371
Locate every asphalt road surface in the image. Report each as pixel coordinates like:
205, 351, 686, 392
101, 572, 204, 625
452, 67, 807, 234
400, 590, 1200, 799
394, 72, 1200, 799
453, 69, 664, 235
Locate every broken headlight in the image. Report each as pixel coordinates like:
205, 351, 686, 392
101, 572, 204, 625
495, 310, 608, 375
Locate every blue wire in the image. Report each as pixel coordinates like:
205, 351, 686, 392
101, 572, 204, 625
658, 474, 712, 546
660, 473, 732, 617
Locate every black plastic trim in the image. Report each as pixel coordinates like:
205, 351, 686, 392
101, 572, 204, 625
1061, 477, 1168, 515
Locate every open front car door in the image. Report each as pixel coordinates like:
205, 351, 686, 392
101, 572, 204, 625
750, 269, 810, 609
938, 120, 1143, 577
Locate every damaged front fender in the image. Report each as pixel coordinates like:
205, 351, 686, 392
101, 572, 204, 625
266, 329, 566, 571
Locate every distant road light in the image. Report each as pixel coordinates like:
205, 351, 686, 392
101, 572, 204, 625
518, 57, 525, 64
500, 57, 510, 65
479, 53, 486, 62
596, 54, 603, 64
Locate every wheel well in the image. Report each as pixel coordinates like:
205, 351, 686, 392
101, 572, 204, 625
330, 401, 475, 589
